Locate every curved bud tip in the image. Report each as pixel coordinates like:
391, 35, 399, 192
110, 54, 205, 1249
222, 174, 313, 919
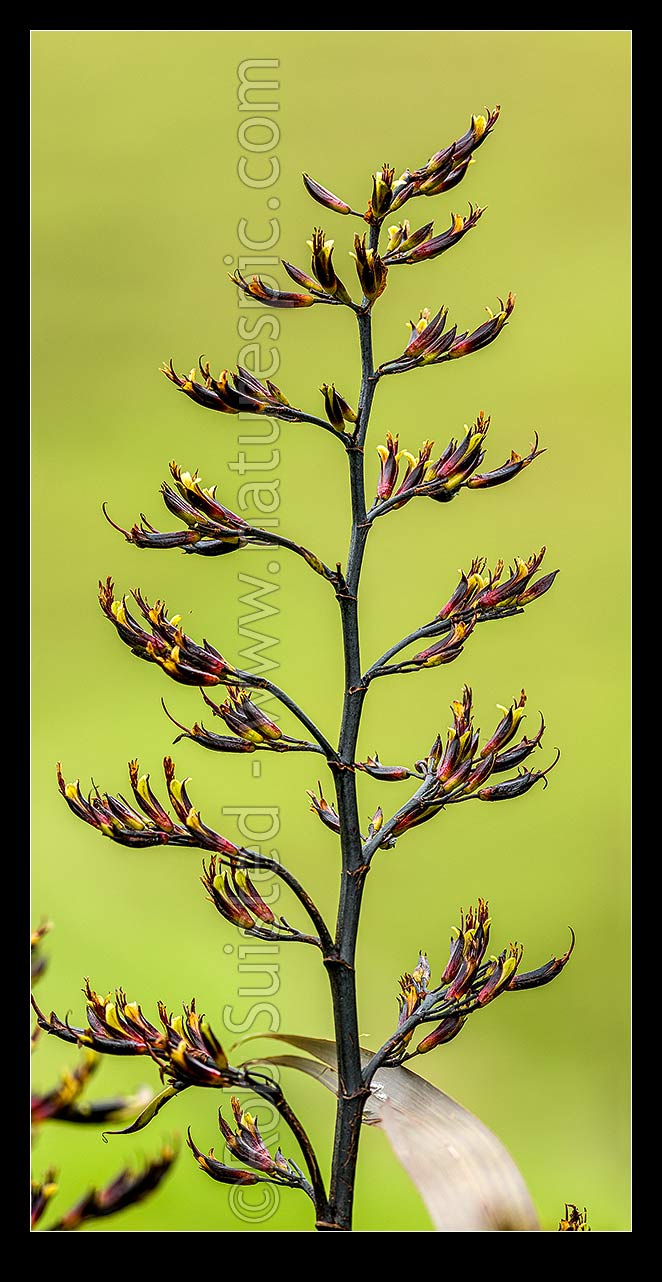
303, 173, 352, 215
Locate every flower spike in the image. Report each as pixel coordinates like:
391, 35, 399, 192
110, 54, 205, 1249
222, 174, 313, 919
371, 414, 543, 512
98, 578, 250, 691
57, 757, 240, 855
383, 205, 484, 266
377, 898, 573, 1067
40, 1147, 177, 1232
188, 1101, 314, 1199
379, 294, 515, 375
365, 688, 559, 854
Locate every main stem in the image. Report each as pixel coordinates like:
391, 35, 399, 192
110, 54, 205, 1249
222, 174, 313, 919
321, 226, 380, 1232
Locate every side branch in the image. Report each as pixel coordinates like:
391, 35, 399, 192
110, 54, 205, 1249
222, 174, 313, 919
361, 550, 557, 684
98, 578, 339, 762
362, 606, 522, 683
104, 464, 343, 591
57, 759, 334, 953
361, 687, 558, 865
246, 1073, 330, 1217
261, 678, 339, 763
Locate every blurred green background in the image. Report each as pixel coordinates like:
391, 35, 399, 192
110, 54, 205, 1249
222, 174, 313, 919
32, 30, 630, 1231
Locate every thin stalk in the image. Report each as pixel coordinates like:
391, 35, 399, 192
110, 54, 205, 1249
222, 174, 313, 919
281, 408, 350, 440
245, 526, 340, 586
257, 677, 339, 762
322, 222, 381, 1233
247, 1073, 330, 1219
230, 850, 334, 953
362, 606, 524, 682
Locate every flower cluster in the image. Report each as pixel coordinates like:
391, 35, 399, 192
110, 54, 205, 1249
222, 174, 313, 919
351, 232, 388, 302
32, 1050, 152, 1127
383, 205, 484, 266
57, 756, 240, 855
33, 985, 240, 1096
383, 899, 574, 1064
188, 1098, 312, 1197
165, 686, 312, 757
104, 461, 338, 582
201, 857, 276, 931
33, 1148, 176, 1232
232, 224, 361, 310
162, 358, 302, 415
306, 227, 353, 302
558, 1203, 590, 1231
435, 550, 558, 622
381, 108, 500, 216
371, 687, 558, 848
30, 922, 179, 1232
98, 578, 251, 690
31, 921, 52, 986
201, 687, 281, 744
379, 295, 516, 376
320, 382, 358, 431
373, 412, 542, 509
301, 108, 499, 227
200, 855, 313, 944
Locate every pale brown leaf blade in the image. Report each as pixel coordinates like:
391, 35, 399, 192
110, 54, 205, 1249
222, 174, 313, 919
242, 1034, 539, 1232
245, 1052, 339, 1093
363, 1061, 540, 1232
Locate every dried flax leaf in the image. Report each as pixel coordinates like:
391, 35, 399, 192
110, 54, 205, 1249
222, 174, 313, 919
241, 1034, 539, 1232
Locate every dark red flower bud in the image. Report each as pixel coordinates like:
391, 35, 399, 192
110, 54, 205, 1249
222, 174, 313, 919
307, 782, 341, 834
477, 748, 560, 801
465, 432, 544, 489
416, 1012, 467, 1054
303, 172, 354, 215
187, 1127, 262, 1186
413, 616, 477, 667
441, 929, 465, 984
356, 753, 410, 781
230, 270, 317, 308
320, 382, 357, 430
476, 944, 523, 1005
517, 569, 559, 605
352, 232, 388, 301
493, 715, 545, 772
480, 691, 528, 758
508, 928, 575, 990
